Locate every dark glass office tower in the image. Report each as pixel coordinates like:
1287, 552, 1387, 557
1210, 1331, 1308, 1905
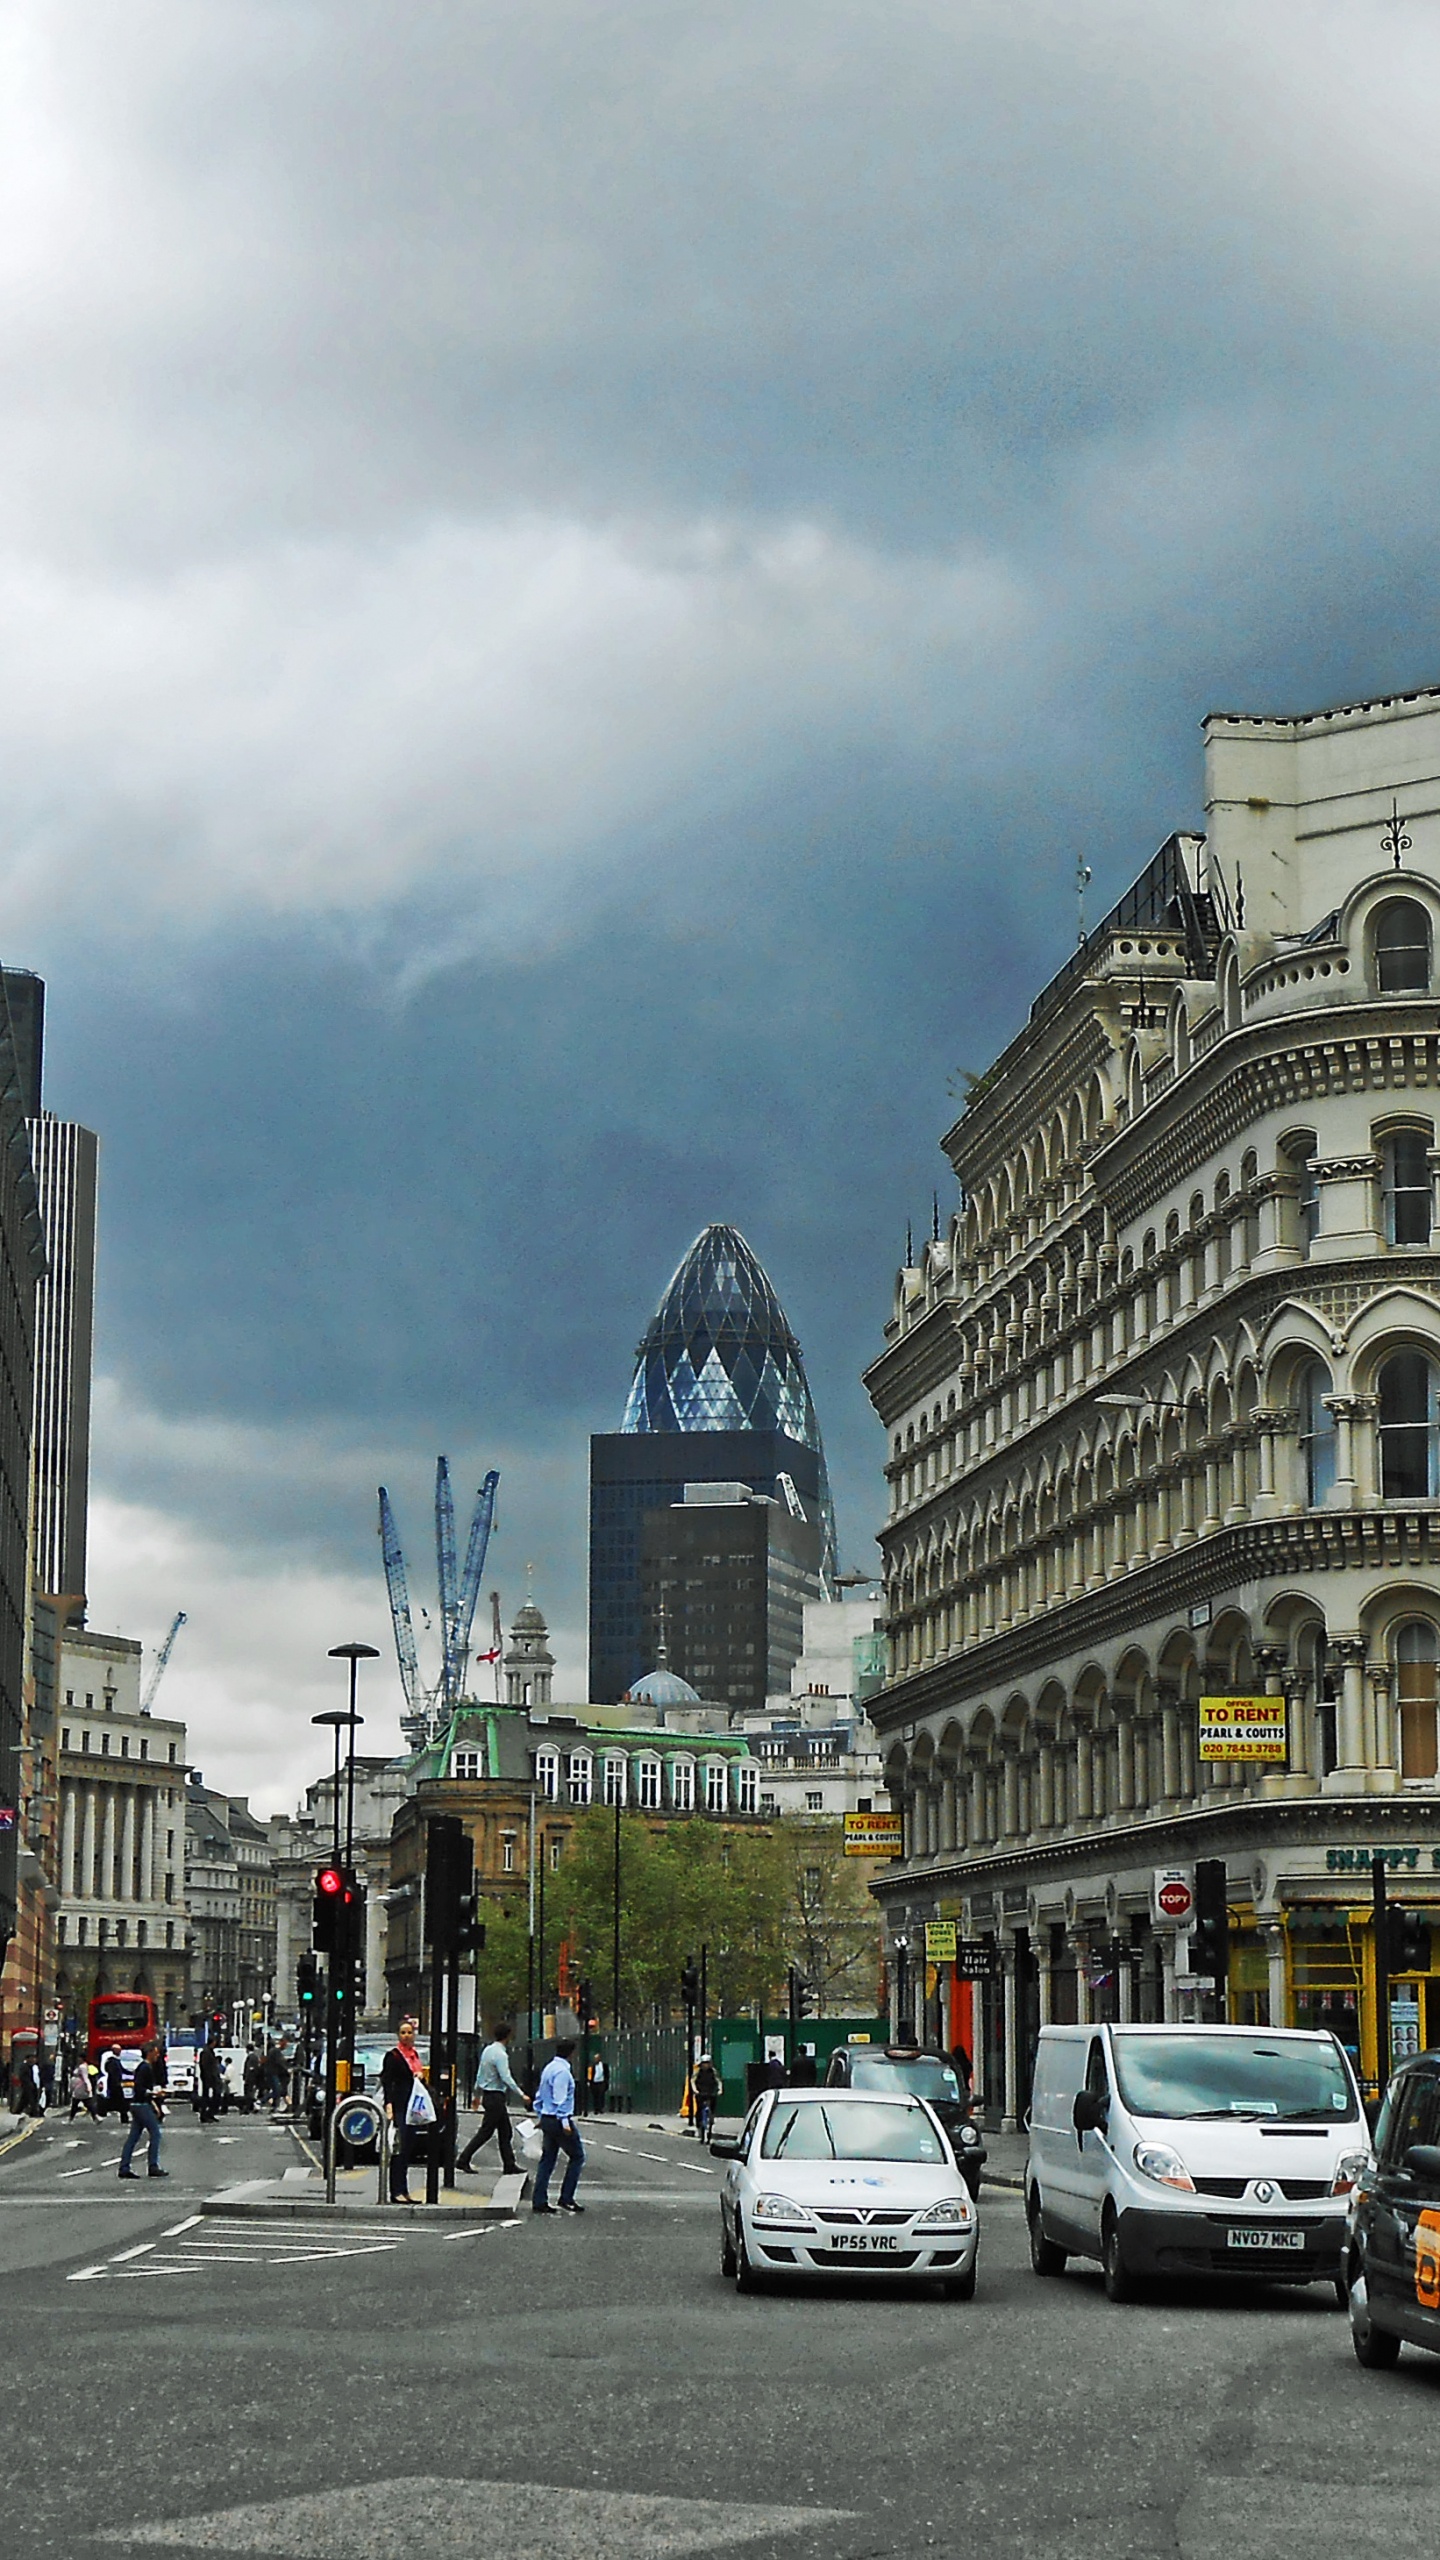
639, 1484, 823, 1715
589, 1225, 835, 1705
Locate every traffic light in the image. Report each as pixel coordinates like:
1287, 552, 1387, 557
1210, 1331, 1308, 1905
1192, 1859, 1230, 2003
313, 1863, 346, 1953
425, 1815, 473, 1950
456, 1888, 485, 1956
297, 1954, 319, 2010
1388, 1909, 1432, 1975
578, 1980, 597, 2030
680, 1958, 700, 2010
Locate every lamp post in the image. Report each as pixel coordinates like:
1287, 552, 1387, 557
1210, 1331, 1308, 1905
313, 1642, 378, 2134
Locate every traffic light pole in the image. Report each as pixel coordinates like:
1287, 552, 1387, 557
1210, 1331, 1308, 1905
1372, 1852, 1391, 2101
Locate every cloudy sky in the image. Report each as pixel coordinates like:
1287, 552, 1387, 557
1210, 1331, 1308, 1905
10, 2, 1440, 1809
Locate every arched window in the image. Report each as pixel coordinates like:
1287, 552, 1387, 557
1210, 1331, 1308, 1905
1283, 1132, 1319, 1251
534, 1748, 559, 1800
567, 1752, 593, 1807
1395, 1621, 1439, 1782
1379, 1351, 1440, 1498
602, 1754, 627, 1807
637, 1756, 661, 1810
1298, 1362, 1337, 1505
1382, 1129, 1433, 1245
670, 1758, 695, 1813
1374, 899, 1432, 994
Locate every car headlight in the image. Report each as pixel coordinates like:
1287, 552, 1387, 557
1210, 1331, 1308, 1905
751, 2192, 815, 2227
1132, 2142, 1195, 2192
1331, 2150, 1370, 2197
914, 2195, 974, 2227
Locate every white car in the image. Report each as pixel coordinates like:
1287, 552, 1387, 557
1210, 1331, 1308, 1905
710, 2088, 979, 2297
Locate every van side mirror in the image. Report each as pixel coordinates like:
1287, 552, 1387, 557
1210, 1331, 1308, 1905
1402, 2143, 1440, 2185
708, 2135, 741, 2159
1072, 2089, 1108, 2138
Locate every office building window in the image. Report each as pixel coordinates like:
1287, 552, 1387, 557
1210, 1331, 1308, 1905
603, 1756, 627, 1807
1299, 1362, 1337, 1505
704, 1762, 727, 1814
1383, 1129, 1433, 1244
637, 1757, 661, 1810
1375, 897, 1432, 993
1379, 1351, 1440, 1498
502, 1833, 516, 1873
737, 1764, 759, 1815
1396, 1621, 1440, 1782
568, 1754, 593, 1806
805, 1790, 824, 1811
535, 1749, 559, 1800
670, 1759, 695, 1813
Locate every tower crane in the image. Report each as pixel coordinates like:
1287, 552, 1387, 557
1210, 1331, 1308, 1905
378, 1462, 501, 1745
140, 1610, 187, 1715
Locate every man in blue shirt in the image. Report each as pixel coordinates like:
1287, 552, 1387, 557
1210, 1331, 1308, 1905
531, 2036, 585, 2215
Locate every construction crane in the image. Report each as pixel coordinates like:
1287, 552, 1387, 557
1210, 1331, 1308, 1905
379, 1488, 422, 1735
378, 1461, 501, 1746
140, 1610, 187, 1715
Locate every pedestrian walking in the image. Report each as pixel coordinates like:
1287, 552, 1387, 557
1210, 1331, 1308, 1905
588, 2054, 607, 2115
15, 2051, 43, 2117
457, 2021, 530, 2178
68, 2058, 98, 2121
692, 2051, 721, 2141
242, 2044, 264, 2112
197, 2042, 224, 2125
118, 2042, 168, 2180
381, 2017, 431, 2203
103, 2049, 130, 2123
264, 2046, 289, 2111
531, 2036, 585, 2215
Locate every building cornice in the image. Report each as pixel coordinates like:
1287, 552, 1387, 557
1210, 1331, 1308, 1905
871, 1500, 1440, 1732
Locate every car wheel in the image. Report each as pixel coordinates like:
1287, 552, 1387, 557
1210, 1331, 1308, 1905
1332, 2276, 1348, 2310
1348, 2266, 1402, 2369
720, 2209, 737, 2280
1028, 2194, 1068, 2278
734, 2222, 759, 2294
1101, 2212, 1138, 2304
943, 2260, 977, 2301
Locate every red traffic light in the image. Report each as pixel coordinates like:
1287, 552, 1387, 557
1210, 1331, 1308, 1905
317, 1865, 345, 1897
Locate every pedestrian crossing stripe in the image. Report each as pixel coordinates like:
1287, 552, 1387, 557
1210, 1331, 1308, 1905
94, 2476, 858, 2553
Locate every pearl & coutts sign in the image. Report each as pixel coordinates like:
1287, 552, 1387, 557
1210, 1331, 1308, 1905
1198, 1695, 1288, 1763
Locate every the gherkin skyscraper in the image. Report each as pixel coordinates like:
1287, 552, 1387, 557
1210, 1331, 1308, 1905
589, 1225, 835, 1708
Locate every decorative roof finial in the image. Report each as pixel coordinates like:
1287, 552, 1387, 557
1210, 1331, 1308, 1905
1382, 798, 1412, 869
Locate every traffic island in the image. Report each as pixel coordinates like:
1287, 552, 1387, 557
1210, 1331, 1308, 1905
202, 2169, 529, 2224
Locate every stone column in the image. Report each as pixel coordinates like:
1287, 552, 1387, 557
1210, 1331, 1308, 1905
61, 1781, 78, 1899
1327, 1638, 1368, 1788
1115, 1720, 1135, 1814
100, 1787, 117, 1905
1075, 1721, 1094, 1823
1000, 1746, 1021, 1843
1160, 1698, 1182, 1804
1037, 1736, 1056, 1831
81, 1783, 97, 1901
1252, 1408, 1281, 1516
1284, 1672, 1311, 1783
1324, 1397, 1370, 1509
938, 1772, 957, 1856
1068, 1932, 1093, 2026
121, 1790, 137, 1902
1152, 1471, 1173, 1557
1200, 1441, 1223, 1535
142, 1792, 158, 1903
1037, 1933, 1054, 2027
1265, 1926, 1289, 2031
1368, 1662, 1399, 1792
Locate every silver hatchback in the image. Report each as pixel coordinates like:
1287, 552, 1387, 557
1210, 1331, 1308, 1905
710, 2088, 979, 2297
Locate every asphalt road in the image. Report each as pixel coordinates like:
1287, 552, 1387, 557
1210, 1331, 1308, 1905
2, 2105, 1437, 2559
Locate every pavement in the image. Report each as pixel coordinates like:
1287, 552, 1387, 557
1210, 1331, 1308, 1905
3, 2098, 1436, 2559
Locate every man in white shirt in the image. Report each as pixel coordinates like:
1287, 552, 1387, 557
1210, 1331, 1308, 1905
457, 2021, 531, 2178
531, 2037, 585, 2215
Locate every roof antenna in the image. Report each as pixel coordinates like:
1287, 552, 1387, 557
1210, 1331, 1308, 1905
905, 1220, 913, 1266
932, 1192, 941, 1244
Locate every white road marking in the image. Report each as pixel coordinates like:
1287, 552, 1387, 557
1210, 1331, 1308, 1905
67, 2266, 106, 2283
57, 2165, 96, 2179
111, 2240, 156, 2263
636, 2150, 669, 2162
163, 2215, 204, 2236
96, 2476, 859, 2552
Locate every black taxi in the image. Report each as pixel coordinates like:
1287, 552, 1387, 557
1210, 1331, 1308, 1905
1345, 2047, 1440, 2370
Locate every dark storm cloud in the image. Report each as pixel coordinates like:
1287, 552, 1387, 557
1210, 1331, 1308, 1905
9, 1, 1440, 1795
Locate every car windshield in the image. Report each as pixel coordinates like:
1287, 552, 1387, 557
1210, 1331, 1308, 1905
761, 2099, 945, 2163
850, 2055, 959, 2102
1111, 2033, 1357, 2123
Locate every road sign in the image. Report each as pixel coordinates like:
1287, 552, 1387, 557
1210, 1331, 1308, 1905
845, 1811, 903, 1856
1152, 1866, 1195, 1926
1174, 1973, 1217, 1993
924, 1921, 957, 1964
44, 2005, 61, 2023
1199, 1695, 1287, 1763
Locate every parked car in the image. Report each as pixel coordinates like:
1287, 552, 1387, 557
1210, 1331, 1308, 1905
825, 2042, 986, 2196
710, 2087, 979, 2297
1026, 2022, 1368, 2302
1346, 2045, 1440, 2369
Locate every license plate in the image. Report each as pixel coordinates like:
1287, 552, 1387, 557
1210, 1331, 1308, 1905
1226, 2226, 1305, 2252
830, 2231, 900, 2253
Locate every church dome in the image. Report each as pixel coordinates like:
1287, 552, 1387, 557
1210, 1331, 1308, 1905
626, 1666, 702, 1708
511, 1601, 548, 1638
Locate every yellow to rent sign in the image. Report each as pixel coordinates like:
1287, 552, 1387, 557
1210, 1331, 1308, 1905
1199, 1695, 1288, 1763
925, 1921, 957, 1963
844, 1810, 903, 1855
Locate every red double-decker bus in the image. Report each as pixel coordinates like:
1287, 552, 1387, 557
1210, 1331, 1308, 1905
87, 1992, 160, 2070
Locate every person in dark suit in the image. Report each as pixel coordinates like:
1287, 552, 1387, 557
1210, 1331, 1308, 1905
381, 2018, 428, 2203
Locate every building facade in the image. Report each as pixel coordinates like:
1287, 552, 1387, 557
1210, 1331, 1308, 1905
867, 686, 1440, 2124
269, 1756, 412, 2031
26, 1112, 98, 1608
740, 1592, 887, 1820
54, 1630, 189, 2023
0, 975, 46, 2056
638, 1481, 823, 1716
589, 1224, 836, 1703
184, 1782, 277, 2024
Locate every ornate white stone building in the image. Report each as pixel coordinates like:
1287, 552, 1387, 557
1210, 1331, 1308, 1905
866, 683, 1440, 2124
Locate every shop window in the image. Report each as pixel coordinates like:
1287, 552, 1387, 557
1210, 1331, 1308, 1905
1379, 1351, 1440, 1497
1374, 897, 1432, 994
1396, 1621, 1440, 1782
1298, 1362, 1337, 1505
1382, 1129, 1433, 1245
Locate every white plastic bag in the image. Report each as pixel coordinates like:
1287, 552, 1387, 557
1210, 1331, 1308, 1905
517, 2115, 543, 2160
406, 2076, 438, 2128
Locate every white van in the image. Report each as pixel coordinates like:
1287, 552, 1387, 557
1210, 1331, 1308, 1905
1026, 2023, 1369, 2302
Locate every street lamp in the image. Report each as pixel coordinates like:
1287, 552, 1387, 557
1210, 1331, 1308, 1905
326, 1641, 380, 1872
313, 1643, 378, 2130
